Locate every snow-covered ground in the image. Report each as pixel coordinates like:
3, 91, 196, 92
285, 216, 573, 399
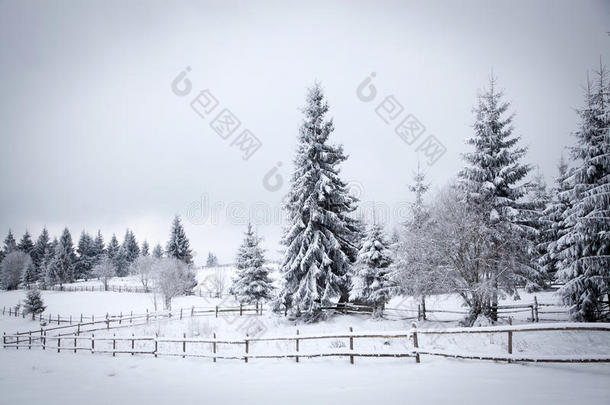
1, 345, 609, 405
1, 288, 609, 404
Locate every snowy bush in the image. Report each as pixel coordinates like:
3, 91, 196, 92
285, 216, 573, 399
153, 258, 197, 310
91, 255, 116, 291
1, 251, 32, 290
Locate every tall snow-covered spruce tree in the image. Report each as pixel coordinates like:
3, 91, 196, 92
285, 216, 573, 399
458, 75, 541, 323
230, 223, 274, 304
557, 67, 610, 321
277, 83, 360, 321
351, 223, 393, 317
166, 215, 193, 265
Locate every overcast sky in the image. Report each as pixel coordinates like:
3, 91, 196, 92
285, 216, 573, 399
1, 0, 609, 264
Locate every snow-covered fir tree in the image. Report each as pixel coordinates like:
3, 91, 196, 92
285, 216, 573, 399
22, 261, 37, 287
166, 216, 193, 264
42, 238, 57, 286
114, 246, 130, 277
206, 252, 218, 267
17, 231, 34, 254
458, 75, 541, 321
277, 83, 360, 321
75, 231, 95, 280
91, 230, 106, 264
3, 230, 17, 254
524, 167, 552, 289
557, 67, 610, 321
122, 229, 140, 264
537, 156, 572, 280
351, 222, 393, 317
31, 228, 50, 280
152, 243, 164, 259
141, 240, 150, 257
48, 228, 76, 287
230, 223, 274, 304
23, 288, 46, 319
106, 234, 120, 262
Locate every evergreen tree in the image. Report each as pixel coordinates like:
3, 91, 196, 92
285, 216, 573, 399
206, 252, 218, 267
122, 229, 140, 263
48, 228, 76, 287
152, 243, 164, 259
230, 223, 274, 304
106, 234, 120, 261
91, 230, 106, 263
557, 67, 610, 321
75, 231, 94, 279
351, 223, 393, 317
3, 230, 17, 254
277, 84, 360, 321
31, 228, 50, 280
458, 75, 540, 321
42, 238, 58, 286
22, 261, 38, 287
165, 216, 193, 264
23, 288, 46, 319
141, 240, 150, 257
17, 231, 34, 254
525, 167, 552, 290
537, 157, 572, 281
114, 246, 130, 277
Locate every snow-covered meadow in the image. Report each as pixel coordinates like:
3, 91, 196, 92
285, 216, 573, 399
2, 285, 610, 404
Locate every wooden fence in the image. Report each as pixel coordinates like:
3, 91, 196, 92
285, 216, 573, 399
3, 323, 610, 364
2, 296, 570, 329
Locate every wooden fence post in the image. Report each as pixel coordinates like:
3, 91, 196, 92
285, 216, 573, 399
57, 314, 60, 325
2, 332, 5, 349
130, 311, 133, 324
80, 313, 83, 323
180, 308, 183, 320
69, 315, 72, 325
16, 334, 19, 350
154, 333, 158, 358
507, 317, 513, 359
74, 333, 77, 353
106, 313, 110, 329
77, 323, 81, 336
412, 324, 420, 364
213, 332, 217, 363
284, 305, 288, 317
534, 296, 539, 323
530, 305, 535, 322
42, 331, 46, 350
244, 334, 249, 363
182, 333, 186, 358
146, 309, 149, 323
240, 304, 243, 317
112, 334, 116, 357
215, 306, 218, 318
28, 331, 32, 350
295, 329, 299, 363
119, 312, 122, 325
191, 306, 194, 317
349, 327, 354, 364
131, 334, 135, 356
91, 334, 95, 353
57, 337, 61, 353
